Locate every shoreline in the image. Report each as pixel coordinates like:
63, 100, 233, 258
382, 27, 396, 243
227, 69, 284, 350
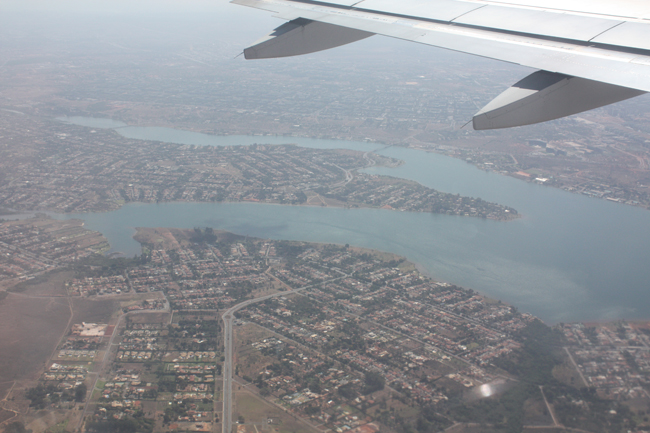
56, 114, 649, 214
4, 196, 520, 222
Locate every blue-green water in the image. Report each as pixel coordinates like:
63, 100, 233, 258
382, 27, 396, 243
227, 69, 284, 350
55, 117, 650, 324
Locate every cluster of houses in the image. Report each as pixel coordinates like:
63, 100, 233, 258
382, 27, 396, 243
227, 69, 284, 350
0, 218, 107, 282
169, 352, 218, 361
562, 323, 650, 399
43, 363, 87, 388
235, 250, 540, 413
67, 275, 129, 296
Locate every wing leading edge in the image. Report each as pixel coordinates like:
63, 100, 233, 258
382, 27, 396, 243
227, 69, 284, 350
232, 0, 650, 129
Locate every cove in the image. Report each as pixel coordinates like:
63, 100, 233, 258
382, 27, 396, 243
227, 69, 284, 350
55, 117, 650, 324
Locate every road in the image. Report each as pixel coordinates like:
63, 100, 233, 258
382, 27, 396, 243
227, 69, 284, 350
0, 382, 20, 429
77, 306, 171, 431
331, 163, 353, 186
221, 271, 348, 433
539, 386, 560, 427
222, 309, 234, 433
564, 346, 588, 387
77, 312, 126, 430
298, 290, 478, 371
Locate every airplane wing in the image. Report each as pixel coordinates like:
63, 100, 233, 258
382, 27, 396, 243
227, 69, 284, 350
231, 0, 650, 129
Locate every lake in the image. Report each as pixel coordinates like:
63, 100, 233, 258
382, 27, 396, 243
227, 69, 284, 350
55, 116, 650, 324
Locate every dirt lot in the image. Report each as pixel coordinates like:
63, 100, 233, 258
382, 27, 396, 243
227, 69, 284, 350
127, 311, 171, 324
0, 293, 70, 384
0, 291, 71, 429
235, 324, 278, 380
0, 272, 120, 430
70, 297, 118, 324
234, 390, 318, 433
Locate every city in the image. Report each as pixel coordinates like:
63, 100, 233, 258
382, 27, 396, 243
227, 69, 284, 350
1, 6, 650, 433
0, 115, 516, 221
0, 221, 647, 432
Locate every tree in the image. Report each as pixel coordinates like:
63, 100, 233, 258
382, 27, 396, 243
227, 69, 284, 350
3, 422, 27, 433
363, 371, 385, 395
338, 383, 357, 399
75, 383, 87, 402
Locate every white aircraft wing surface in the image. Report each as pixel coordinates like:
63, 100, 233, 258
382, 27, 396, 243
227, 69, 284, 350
232, 0, 650, 129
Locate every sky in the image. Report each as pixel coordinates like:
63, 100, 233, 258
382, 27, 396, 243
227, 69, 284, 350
0, 0, 497, 68
3, 0, 237, 13
1, 0, 279, 46
1, 0, 274, 29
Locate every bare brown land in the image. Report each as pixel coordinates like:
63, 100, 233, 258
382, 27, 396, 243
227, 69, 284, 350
0, 292, 70, 384
0, 282, 72, 429
0, 270, 120, 431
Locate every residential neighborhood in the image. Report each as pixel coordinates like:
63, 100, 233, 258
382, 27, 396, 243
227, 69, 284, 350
7, 227, 643, 433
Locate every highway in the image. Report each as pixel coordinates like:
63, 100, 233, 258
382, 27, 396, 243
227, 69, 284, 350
221, 270, 348, 433
222, 310, 234, 433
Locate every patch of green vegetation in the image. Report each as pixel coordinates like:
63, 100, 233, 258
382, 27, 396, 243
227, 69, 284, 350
86, 417, 154, 433
496, 319, 567, 385
447, 383, 538, 433
8, 272, 52, 292
547, 386, 637, 432
162, 401, 192, 425
25, 383, 85, 408
362, 371, 385, 395
46, 419, 69, 433
72, 254, 147, 277
190, 227, 218, 244
198, 401, 213, 411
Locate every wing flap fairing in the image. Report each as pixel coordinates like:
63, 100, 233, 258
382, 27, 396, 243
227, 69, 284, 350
472, 70, 646, 130
233, 0, 650, 92
244, 18, 374, 59
232, 0, 650, 128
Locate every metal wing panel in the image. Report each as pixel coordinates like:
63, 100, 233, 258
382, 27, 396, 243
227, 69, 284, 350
479, 0, 650, 20
454, 6, 622, 41
354, 0, 484, 23
313, 9, 650, 91
411, 28, 650, 92
232, 0, 650, 92
592, 22, 650, 51
310, 0, 363, 6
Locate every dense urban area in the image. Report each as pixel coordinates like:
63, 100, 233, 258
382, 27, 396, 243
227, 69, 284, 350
0, 115, 516, 220
0, 220, 649, 433
2, 7, 650, 433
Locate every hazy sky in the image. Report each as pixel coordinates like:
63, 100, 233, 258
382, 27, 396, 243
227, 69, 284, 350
3, 0, 237, 13
0, 0, 531, 95
1, 0, 279, 44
